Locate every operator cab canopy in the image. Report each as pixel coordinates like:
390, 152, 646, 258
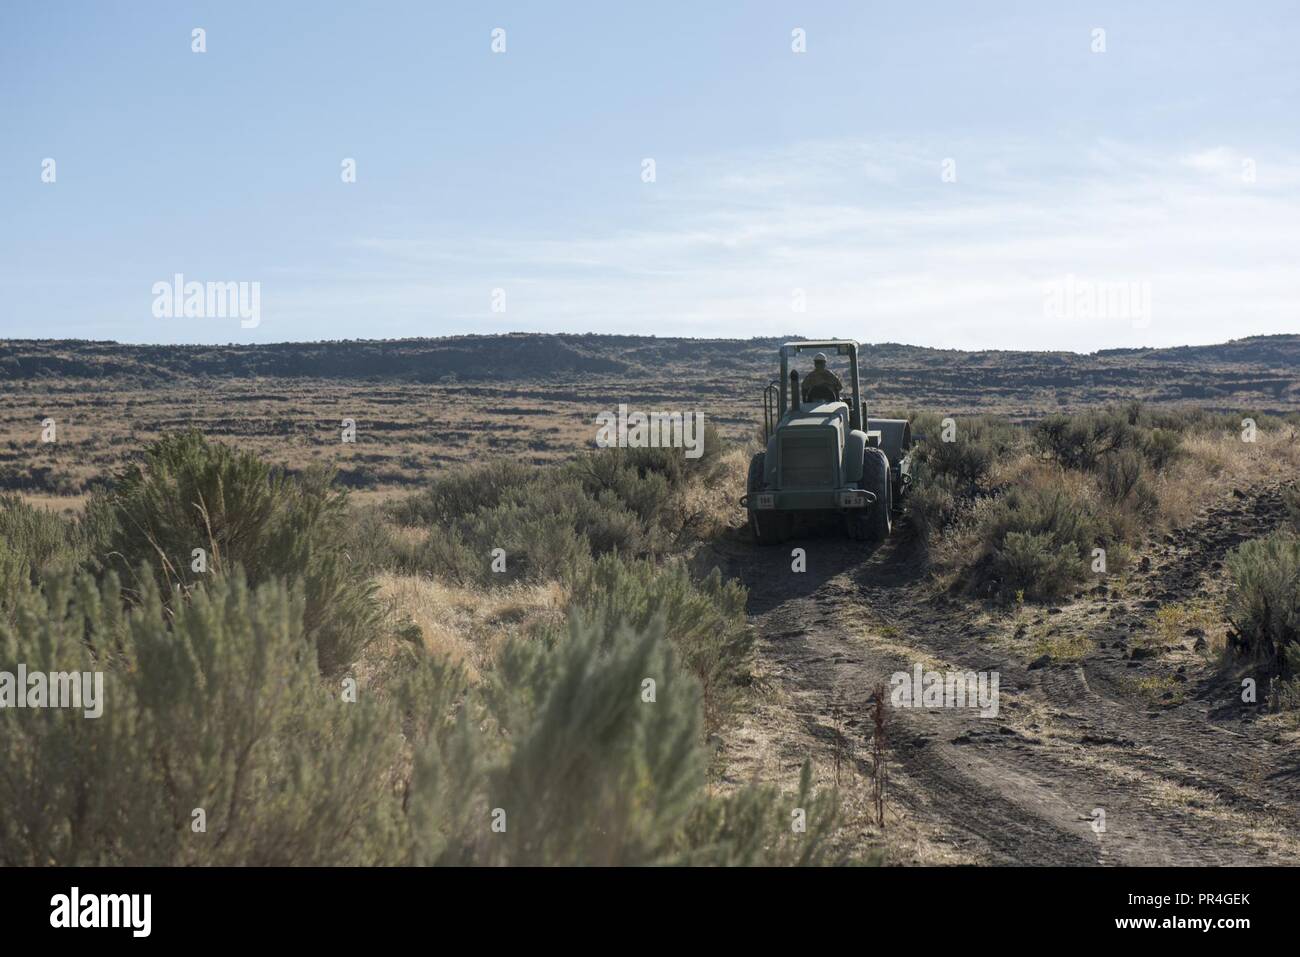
777, 339, 863, 431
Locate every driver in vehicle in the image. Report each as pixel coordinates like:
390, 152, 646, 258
800, 353, 844, 403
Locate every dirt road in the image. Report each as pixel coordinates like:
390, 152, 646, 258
708, 484, 1300, 865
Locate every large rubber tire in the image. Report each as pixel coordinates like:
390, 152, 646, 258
862, 449, 893, 541
747, 452, 789, 545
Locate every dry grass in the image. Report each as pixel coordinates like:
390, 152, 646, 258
12, 492, 86, 515
679, 444, 750, 539
375, 571, 566, 682
1149, 600, 1223, 652
1128, 673, 1186, 705
1158, 428, 1300, 527
927, 454, 1096, 586
1030, 631, 1094, 662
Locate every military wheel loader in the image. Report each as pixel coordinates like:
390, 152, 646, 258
739, 340, 914, 545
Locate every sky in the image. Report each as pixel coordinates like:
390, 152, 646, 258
1, 0, 1297, 351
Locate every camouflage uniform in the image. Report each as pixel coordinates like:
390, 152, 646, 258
801, 365, 844, 402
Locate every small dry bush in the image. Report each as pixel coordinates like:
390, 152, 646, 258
903, 414, 1022, 559
972, 466, 1104, 603
1226, 531, 1300, 708
1284, 484, 1300, 531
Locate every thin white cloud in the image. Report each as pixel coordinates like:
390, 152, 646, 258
329, 137, 1300, 351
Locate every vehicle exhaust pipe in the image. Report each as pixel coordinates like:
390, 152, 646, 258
789, 370, 800, 413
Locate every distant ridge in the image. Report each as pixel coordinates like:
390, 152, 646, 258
2, 333, 1297, 385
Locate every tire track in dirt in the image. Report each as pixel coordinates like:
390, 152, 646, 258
747, 577, 1099, 864
711, 483, 1300, 865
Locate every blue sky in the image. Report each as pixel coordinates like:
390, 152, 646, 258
2, 1, 1297, 350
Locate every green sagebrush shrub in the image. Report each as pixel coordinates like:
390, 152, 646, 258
0, 496, 82, 616
391, 432, 726, 586
415, 482, 627, 585
87, 431, 378, 674
1034, 407, 1184, 474
1096, 449, 1159, 521
0, 571, 402, 865
1, 571, 838, 866
914, 415, 1019, 492
976, 483, 1103, 602
1226, 531, 1300, 708
566, 554, 754, 732
904, 472, 959, 553
410, 612, 838, 866
896, 414, 1019, 560
1283, 484, 1300, 531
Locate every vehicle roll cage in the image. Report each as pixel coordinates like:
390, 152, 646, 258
775, 340, 864, 433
